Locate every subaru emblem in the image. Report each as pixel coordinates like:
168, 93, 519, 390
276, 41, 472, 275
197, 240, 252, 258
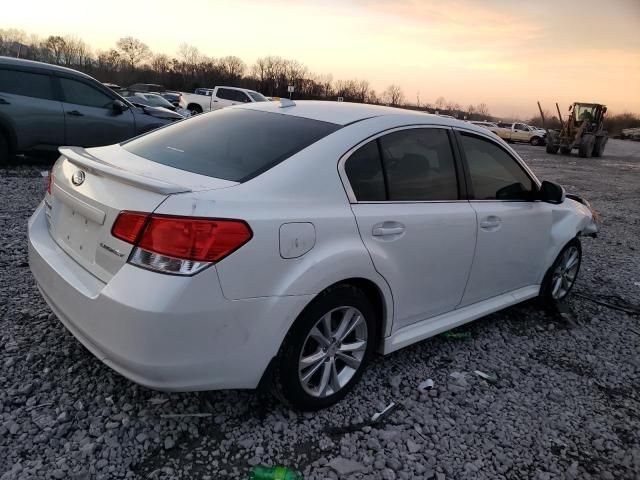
71, 170, 85, 186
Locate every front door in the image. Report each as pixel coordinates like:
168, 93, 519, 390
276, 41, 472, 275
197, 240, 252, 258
344, 127, 477, 329
57, 76, 135, 147
456, 130, 551, 306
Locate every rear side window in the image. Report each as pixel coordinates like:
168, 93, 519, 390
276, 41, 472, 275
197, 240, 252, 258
344, 141, 386, 201
0, 69, 54, 100
380, 128, 459, 201
123, 108, 341, 182
59, 78, 114, 108
459, 133, 535, 200
344, 128, 459, 202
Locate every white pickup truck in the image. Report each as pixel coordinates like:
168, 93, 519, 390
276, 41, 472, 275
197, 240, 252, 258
179, 86, 269, 115
487, 122, 546, 146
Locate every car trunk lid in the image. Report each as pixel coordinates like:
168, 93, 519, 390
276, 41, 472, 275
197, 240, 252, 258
46, 145, 237, 283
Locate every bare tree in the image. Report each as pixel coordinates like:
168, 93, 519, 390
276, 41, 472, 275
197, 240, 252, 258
435, 96, 446, 110
151, 54, 171, 73
44, 35, 66, 64
219, 55, 246, 81
0, 29, 27, 56
383, 84, 404, 106
116, 37, 151, 69
476, 103, 490, 118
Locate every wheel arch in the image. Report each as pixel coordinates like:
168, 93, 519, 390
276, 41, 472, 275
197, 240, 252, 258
0, 117, 17, 153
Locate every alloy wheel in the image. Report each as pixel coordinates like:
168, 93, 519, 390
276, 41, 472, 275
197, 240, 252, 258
298, 306, 368, 398
551, 246, 580, 300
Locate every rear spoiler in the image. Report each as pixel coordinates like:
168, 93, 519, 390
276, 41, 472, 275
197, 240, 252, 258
58, 146, 191, 195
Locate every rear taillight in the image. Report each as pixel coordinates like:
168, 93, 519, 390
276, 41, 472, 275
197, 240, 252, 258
111, 212, 252, 275
46, 169, 54, 195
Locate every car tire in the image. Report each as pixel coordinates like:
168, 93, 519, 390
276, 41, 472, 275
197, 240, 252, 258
188, 104, 203, 116
560, 146, 572, 155
578, 134, 595, 158
546, 143, 559, 154
0, 131, 10, 167
539, 239, 582, 307
592, 136, 607, 157
272, 284, 378, 411
530, 136, 542, 146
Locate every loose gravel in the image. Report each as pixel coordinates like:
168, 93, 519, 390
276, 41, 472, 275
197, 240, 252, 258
1, 140, 639, 480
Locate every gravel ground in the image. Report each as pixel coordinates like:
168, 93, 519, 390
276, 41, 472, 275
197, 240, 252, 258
1, 140, 639, 480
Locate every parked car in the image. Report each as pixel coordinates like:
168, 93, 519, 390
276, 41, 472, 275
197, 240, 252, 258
159, 92, 182, 107
468, 120, 498, 129
179, 86, 268, 115
28, 101, 598, 410
0, 57, 184, 164
488, 122, 546, 146
103, 82, 122, 91
120, 91, 178, 111
127, 83, 166, 93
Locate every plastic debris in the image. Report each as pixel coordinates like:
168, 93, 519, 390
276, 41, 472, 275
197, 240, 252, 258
249, 465, 303, 479
473, 370, 498, 383
371, 401, 397, 422
149, 397, 169, 405
40, 171, 49, 177
417, 378, 434, 393
441, 331, 471, 340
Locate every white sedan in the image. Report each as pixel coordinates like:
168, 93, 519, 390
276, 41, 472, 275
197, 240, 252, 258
28, 101, 598, 410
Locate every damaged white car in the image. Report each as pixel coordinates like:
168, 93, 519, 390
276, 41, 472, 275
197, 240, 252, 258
28, 101, 598, 410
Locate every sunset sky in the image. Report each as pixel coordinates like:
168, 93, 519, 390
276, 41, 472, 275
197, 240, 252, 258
4, 0, 640, 118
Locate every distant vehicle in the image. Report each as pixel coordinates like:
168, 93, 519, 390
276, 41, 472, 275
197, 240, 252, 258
0, 57, 184, 164
542, 102, 608, 157
121, 91, 178, 111
487, 122, 546, 146
468, 121, 498, 129
29, 100, 597, 410
179, 86, 268, 116
103, 82, 122, 91
128, 83, 166, 93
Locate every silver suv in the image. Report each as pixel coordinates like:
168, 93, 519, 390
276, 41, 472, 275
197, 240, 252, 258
0, 57, 183, 164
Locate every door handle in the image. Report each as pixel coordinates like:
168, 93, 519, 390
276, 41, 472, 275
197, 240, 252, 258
479, 216, 502, 231
67, 110, 84, 116
0, 98, 10, 105
372, 223, 405, 237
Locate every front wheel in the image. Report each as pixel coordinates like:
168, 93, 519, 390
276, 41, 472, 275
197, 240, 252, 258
540, 240, 582, 306
530, 136, 542, 146
272, 284, 377, 410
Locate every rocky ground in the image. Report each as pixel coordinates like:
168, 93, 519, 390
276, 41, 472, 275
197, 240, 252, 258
1, 140, 639, 480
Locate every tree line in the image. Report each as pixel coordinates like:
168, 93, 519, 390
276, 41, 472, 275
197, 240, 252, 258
0, 28, 495, 120
2, 28, 639, 132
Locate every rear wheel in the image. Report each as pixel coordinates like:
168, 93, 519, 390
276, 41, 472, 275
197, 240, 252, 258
592, 136, 607, 157
578, 134, 595, 158
540, 240, 581, 306
187, 104, 203, 116
272, 284, 377, 410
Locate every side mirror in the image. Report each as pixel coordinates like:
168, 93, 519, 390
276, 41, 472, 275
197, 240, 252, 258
538, 180, 565, 204
113, 99, 128, 113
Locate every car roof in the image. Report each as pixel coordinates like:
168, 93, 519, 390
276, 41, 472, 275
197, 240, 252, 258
0, 56, 96, 80
235, 100, 482, 128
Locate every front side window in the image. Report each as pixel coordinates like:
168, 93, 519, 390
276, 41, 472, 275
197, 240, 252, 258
216, 88, 235, 101
460, 132, 535, 200
248, 91, 268, 102
59, 78, 114, 108
379, 128, 459, 201
0, 69, 54, 100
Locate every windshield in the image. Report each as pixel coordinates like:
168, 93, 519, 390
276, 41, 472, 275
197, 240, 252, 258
574, 104, 597, 122
248, 91, 268, 102
122, 108, 341, 182
144, 94, 173, 108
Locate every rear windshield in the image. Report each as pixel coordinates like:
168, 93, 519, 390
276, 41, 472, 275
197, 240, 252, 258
123, 108, 340, 182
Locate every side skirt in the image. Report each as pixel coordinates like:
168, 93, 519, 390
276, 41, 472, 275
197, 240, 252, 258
382, 285, 540, 354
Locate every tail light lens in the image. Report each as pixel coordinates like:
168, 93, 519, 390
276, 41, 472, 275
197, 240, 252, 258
46, 169, 54, 195
111, 212, 252, 275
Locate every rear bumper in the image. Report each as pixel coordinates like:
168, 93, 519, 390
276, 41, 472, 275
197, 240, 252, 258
28, 203, 312, 391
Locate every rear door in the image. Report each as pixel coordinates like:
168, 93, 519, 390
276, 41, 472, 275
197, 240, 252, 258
57, 76, 136, 147
455, 130, 551, 306
344, 127, 477, 329
0, 68, 64, 151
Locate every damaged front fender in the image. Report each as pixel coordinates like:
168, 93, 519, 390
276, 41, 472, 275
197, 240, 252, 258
566, 193, 598, 238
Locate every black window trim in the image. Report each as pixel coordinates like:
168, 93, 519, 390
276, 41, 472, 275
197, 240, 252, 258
452, 128, 541, 202
53, 73, 132, 108
338, 125, 468, 204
